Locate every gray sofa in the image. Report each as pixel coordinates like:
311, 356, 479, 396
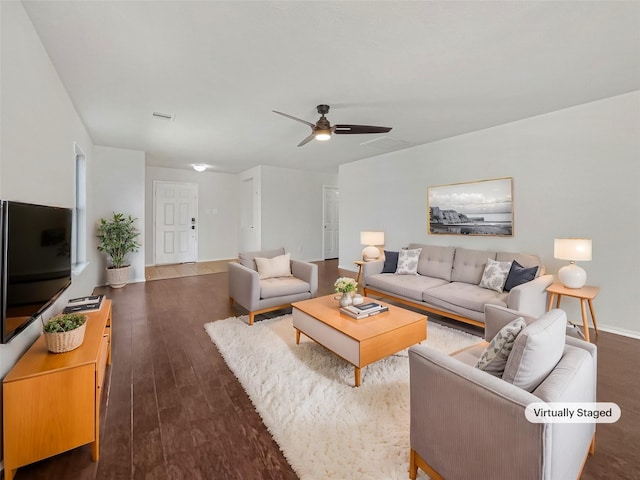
362, 244, 553, 327
409, 305, 597, 480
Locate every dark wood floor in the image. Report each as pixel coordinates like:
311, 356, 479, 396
10, 260, 640, 479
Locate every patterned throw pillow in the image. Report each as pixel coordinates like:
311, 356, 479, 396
395, 248, 422, 275
475, 317, 527, 377
478, 258, 512, 293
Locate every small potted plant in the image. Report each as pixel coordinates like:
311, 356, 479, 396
97, 212, 141, 288
43, 313, 88, 353
334, 277, 358, 307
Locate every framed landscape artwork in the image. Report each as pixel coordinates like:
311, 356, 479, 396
428, 177, 513, 236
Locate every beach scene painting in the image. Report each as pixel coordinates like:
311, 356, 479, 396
428, 177, 513, 236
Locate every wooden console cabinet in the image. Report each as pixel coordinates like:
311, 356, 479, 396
2, 300, 112, 480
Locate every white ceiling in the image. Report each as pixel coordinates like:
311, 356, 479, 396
22, 1, 640, 174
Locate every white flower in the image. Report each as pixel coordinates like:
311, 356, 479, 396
334, 277, 357, 293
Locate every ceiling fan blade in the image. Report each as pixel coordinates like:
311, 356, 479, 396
273, 110, 315, 127
333, 124, 392, 135
297, 133, 317, 147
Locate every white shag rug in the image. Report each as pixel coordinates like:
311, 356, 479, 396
204, 314, 481, 480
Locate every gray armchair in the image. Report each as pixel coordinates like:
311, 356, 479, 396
228, 248, 318, 325
409, 305, 597, 480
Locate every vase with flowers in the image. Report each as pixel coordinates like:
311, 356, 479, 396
334, 277, 358, 307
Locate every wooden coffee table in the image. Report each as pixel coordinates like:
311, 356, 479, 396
292, 295, 427, 387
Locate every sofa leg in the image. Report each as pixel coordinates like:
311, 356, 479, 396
409, 449, 418, 480
229, 297, 234, 305
248, 312, 255, 326
590, 434, 596, 455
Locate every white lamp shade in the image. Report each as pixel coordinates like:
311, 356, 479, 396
360, 231, 385, 246
554, 238, 592, 261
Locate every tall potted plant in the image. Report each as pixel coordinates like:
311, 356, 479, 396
97, 212, 141, 288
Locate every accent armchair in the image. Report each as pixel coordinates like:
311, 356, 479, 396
228, 248, 318, 325
409, 304, 597, 480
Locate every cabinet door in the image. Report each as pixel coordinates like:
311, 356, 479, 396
4, 364, 95, 467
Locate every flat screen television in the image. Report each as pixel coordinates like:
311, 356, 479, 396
1, 200, 73, 343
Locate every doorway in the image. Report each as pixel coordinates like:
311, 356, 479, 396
153, 181, 198, 265
323, 185, 339, 259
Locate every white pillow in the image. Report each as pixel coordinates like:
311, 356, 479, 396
475, 317, 526, 377
254, 253, 292, 279
395, 248, 422, 275
479, 258, 512, 293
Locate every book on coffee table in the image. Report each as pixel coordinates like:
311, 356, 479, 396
340, 305, 389, 319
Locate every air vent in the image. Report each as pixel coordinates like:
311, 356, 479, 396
360, 136, 412, 151
152, 112, 175, 121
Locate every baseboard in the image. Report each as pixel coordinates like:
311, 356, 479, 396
597, 324, 640, 340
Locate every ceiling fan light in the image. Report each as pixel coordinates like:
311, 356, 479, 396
315, 130, 331, 141
193, 164, 207, 172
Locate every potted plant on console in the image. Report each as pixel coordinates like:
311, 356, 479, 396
43, 313, 88, 353
97, 212, 141, 288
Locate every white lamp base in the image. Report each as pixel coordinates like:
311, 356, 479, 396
362, 245, 380, 261
558, 262, 587, 289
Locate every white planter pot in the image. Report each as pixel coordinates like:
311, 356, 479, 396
106, 266, 130, 288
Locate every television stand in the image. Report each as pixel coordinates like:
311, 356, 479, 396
2, 300, 112, 480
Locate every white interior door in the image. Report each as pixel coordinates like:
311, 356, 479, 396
154, 181, 198, 265
323, 185, 339, 259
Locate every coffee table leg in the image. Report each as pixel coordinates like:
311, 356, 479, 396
354, 367, 361, 387
295, 329, 301, 345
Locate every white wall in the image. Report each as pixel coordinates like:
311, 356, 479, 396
93, 146, 146, 284
261, 165, 338, 261
0, 1, 99, 383
145, 166, 238, 263
339, 91, 640, 336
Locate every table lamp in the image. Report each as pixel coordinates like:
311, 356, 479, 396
554, 238, 592, 289
361, 231, 384, 261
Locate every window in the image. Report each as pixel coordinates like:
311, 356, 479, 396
73, 143, 87, 274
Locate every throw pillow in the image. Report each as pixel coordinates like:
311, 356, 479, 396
475, 317, 527, 377
382, 251, 399, 273
503, 261, 539, 292
395, 248, 422, 275
478, 258, 512, 293
502, 310, 567, 392
254, 253, 292, 280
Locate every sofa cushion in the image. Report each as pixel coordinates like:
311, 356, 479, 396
504, 261, 539, 292
395, 248, 422, 275
496, 252, 543, 277
478, 258, 512, 293
423, 282, 508, 313
382, 251, 399, 273
239, 248, 286, 270
502, 309, 567, 392
408, 244, 455, 281
475, 317, 527, 377
366, 273, 448, 302
254, 253, 292, 279
451, 248, 497, 284
260, 277, 310, 299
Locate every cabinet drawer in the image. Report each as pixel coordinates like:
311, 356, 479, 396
97, 333, 109, 390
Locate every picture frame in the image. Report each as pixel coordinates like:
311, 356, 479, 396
427, 177, 513, 236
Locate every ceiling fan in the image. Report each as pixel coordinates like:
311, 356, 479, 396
273, 104, 392, 147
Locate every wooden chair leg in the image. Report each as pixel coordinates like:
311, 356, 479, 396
590, 434, 596, 455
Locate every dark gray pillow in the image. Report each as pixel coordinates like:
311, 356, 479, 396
504, 261, 539, 292
382, 251, 399, 273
